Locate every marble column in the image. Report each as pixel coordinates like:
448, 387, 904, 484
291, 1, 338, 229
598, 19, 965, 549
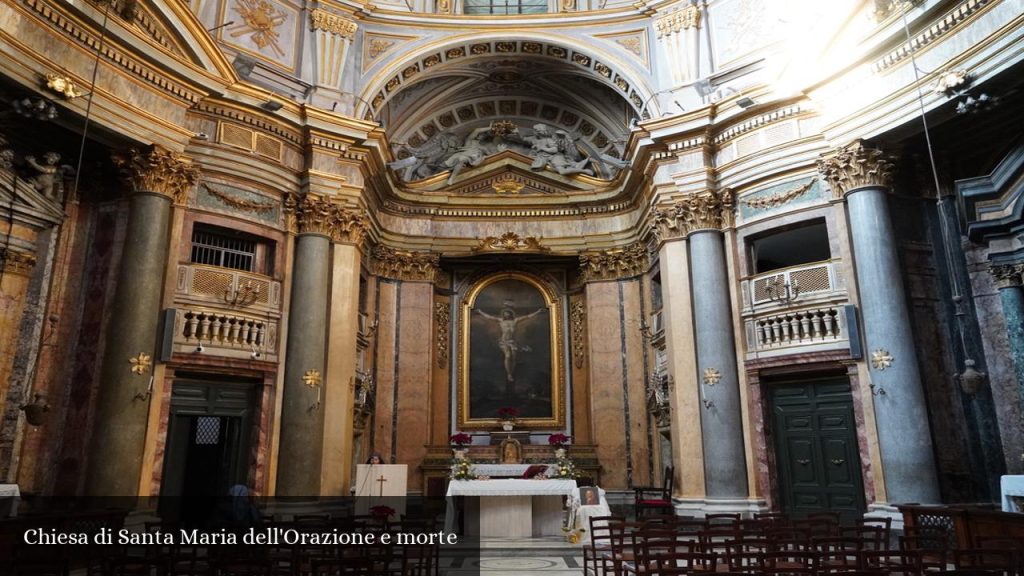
990, 264, 1024, 411
320, 213, 370, 495
649, 220, 704, 506
819, 141, 940, 505
86, 146, 199, 496
277, 195, 359, 497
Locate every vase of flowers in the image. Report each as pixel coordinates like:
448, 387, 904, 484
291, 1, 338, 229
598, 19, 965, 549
497, 407, 520, 430
548, 433, 570, 458
450, 433, 472, 458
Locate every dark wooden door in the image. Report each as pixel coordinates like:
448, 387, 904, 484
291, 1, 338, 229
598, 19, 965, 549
771, 378, 865, 522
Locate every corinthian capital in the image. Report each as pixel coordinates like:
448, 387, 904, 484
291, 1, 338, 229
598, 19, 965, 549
989, 263, 1024, 289
371, 245, 440, 282
579, 242, 649, 282
309, 9, 357, 40
284, 193, 369, 244
650, 189, 735, 240
817, 140, 895, 199
112, 145, 200, 204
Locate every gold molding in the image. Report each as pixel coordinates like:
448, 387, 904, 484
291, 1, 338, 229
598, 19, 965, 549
0, 248, 37, 277
570, 300, 585, 369
129, 352, 152, 375
579, 242, 648, 282
651, 189, 735, 239
283, 193, 368, 244
457, 271, 566, 430
309, 9, 358, 39
472, 232, 549, 253
371, 245, 440, 282
44, 73, 83, 99
112, 145, 200, 204
817, 140, 895, 199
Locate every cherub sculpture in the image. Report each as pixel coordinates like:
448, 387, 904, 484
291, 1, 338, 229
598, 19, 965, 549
25, 152, 70, 201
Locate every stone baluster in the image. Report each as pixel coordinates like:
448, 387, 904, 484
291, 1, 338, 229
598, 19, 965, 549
87, 145, 199, 496
818, 140, 940, 505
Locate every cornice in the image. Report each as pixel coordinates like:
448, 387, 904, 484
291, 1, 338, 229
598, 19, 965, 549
192, 100, 304, 147
872, 0, 995, 73
579, 241, 649, 282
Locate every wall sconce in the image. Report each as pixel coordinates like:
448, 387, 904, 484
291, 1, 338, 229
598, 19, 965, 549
956, 359, 986, 395
765, 277, 800, 304
639, 320, 655, 341
223, 280, 260, 307
12, 97, 58, 121
20, 394, 50, 426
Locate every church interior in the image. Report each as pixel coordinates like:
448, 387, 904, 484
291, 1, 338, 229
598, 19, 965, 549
2, 0, 1024, 554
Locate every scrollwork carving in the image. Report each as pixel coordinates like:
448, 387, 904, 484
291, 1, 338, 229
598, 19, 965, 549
435, 302, 450, 368
570, 300, 586, 369
472, 232, 549, 253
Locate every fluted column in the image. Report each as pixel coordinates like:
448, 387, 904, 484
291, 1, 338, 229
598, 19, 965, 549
277, 194, 362, 497
652, 190, 749, 506
989, 264, 1024, 409
819, 141, 940, 504
86, 145, 199, 496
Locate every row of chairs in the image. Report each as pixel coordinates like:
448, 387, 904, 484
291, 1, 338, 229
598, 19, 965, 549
583, 514, 1022, 576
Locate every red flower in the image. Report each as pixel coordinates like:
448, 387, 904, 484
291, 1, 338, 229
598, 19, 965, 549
548, 433, 571, 447
370, 505, 395, 517
497, 407, 520, 420
449, 433, 472, 446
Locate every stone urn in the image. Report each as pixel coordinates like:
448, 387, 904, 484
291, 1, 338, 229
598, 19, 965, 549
501, 420, 514, 431
20, 395, 49, 427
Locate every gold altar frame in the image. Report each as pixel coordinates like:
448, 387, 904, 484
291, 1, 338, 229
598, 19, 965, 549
457, 271, 566, 430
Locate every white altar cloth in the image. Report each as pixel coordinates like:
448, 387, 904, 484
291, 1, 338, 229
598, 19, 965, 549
444, 479, 576, 537
1001, 475, 1024, 512
470, 464, 548, 477
567, 486, 610, 544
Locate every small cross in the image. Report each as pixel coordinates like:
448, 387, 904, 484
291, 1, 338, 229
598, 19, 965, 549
376, 474, 387, 497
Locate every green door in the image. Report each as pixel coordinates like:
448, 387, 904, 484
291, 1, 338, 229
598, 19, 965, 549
770, 378, 865, 522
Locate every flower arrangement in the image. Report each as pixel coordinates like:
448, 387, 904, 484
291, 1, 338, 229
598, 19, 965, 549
548, 433, 571, 448
496, 407, 520, 422
450, 456, 477, 481
449, 433, 472, 446
370, 505, 395, 518
551, 450, 579, 479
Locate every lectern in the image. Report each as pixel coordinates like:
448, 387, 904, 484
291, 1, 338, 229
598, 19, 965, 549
354, 464, 407, 516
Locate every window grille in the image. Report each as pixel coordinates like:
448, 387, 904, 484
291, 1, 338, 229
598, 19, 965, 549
191, 228, 257, 272
195, 416, 222, 445
463, 0, 546, 14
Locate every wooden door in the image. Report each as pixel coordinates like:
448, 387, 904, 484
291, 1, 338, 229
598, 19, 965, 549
771, 378, 865, 522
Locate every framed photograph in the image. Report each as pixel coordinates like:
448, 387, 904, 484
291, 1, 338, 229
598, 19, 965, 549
457, 271, 566, 430
579, 487, 600, 507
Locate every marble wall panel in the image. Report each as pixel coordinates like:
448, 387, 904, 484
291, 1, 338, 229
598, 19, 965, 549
586, 281, 629, 489
394, 281, 432, 491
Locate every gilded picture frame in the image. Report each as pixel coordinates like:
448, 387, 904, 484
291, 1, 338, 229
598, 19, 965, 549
457, 271, 566, 430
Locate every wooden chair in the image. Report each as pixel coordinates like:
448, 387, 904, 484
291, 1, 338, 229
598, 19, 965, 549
585, 516, 626, 576
634, 467, 675, 519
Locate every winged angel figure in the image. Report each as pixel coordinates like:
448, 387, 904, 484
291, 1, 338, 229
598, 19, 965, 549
387, 132, 463, 182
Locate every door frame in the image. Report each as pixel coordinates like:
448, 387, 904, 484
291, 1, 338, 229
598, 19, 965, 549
744, 353, 878, 514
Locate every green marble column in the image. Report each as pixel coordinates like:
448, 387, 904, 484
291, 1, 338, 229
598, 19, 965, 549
991, 264, 1024, 409
86, 146, 199, 496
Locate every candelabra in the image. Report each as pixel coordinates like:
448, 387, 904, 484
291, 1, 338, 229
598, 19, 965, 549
765, 277, 800, 304
223, 280, 260, 307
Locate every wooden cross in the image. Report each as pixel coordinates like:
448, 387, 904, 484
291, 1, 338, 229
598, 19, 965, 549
376, 474, 387, 497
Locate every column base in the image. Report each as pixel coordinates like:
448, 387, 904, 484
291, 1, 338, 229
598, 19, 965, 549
673, 497, 768, 518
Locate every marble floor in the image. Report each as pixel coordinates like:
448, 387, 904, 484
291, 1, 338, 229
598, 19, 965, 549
442, 536, 584, 575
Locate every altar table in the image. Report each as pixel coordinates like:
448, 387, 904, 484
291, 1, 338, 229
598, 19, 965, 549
444, 479, 576, 537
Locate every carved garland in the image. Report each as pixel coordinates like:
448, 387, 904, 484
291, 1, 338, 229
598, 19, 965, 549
579, 242, 649, 282
739, 179, 817, 210
435, 302, 450, 368
371, 245, 439, 282
203, 184, 277, 214
112, 145, 200, 204
817, 140, 895, 199
650, 189, 735, 240
472, 232, 549, 253
283, 193, 368, 244
570, 300, 586, 369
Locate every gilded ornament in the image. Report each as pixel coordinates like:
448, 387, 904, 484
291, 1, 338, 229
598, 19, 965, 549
473, 232, 549, 253
112, 145, 201, 204
817, 140, 895, 199
616, 37, 643, 57
309, 9, 357, 40
870, 349, 894, 371
44, 73, 83, 99
203, 184, 276, 214
436, 0, 452, 13
933, 69, 969, 96
492, 176, 525, 195
579, 242, 649, 282
129, 352, 152, 375
740, 179, 817, 210
369, 39, 396, 59
702, 367, 721, 385
229, 0, 288, 57
435, 302, 450, 368
570, 301, 586, 369
0, 248, 37, 277
371, 245, 440, 282
989, 263, 1024, 289
303, 369, 322, 387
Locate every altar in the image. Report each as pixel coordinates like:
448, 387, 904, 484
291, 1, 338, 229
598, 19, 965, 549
444, 479, 576, 537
